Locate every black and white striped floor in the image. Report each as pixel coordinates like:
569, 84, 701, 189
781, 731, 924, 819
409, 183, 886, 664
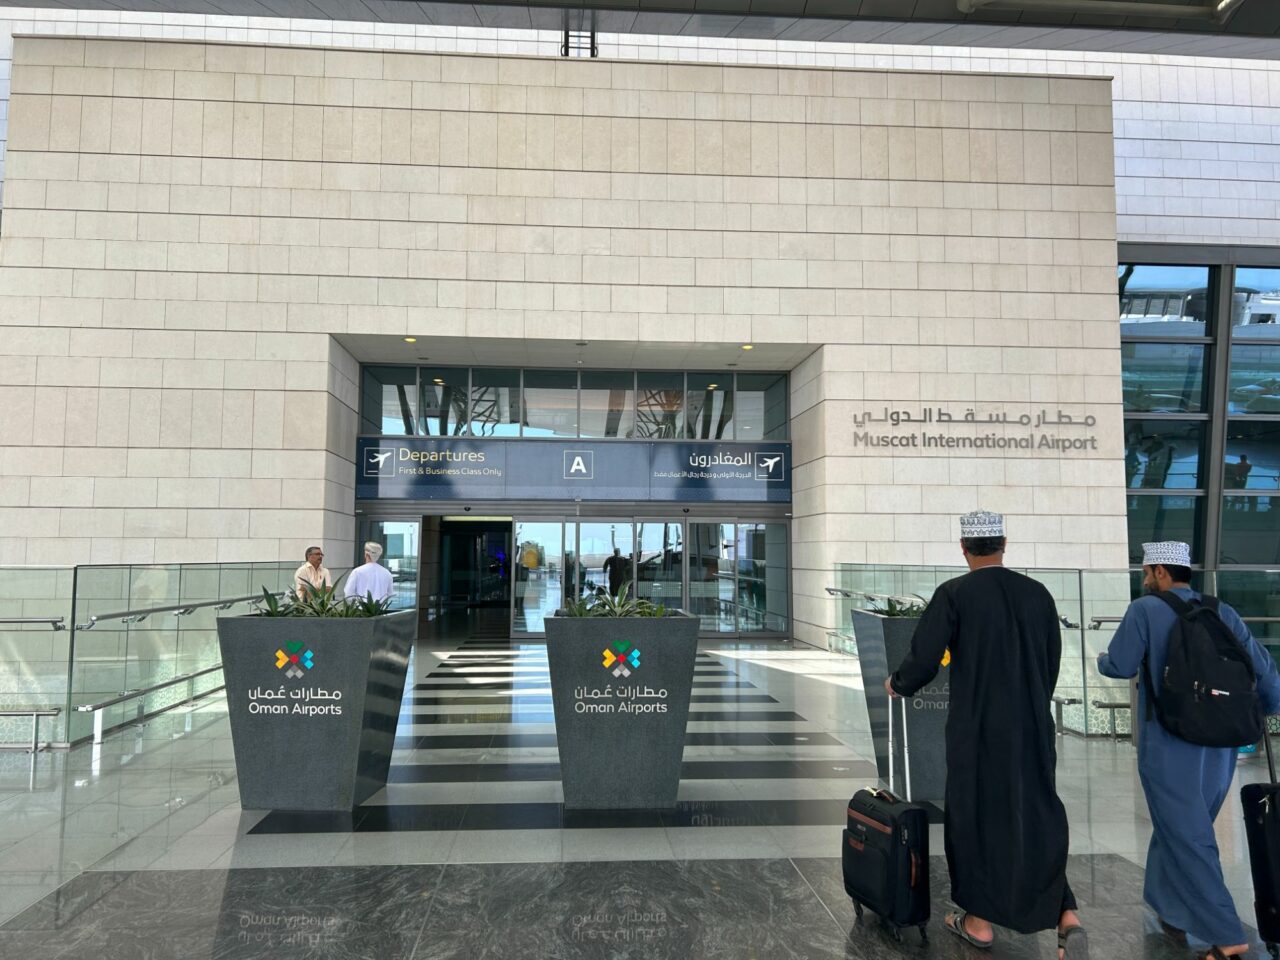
250, 637, 880, 856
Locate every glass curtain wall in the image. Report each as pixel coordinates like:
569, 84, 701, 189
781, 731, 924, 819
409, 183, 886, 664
361, 368, 788, 442
1118, 264, 1212, 564
1118, 255, 1280, 656
1223, 267, 1280, 573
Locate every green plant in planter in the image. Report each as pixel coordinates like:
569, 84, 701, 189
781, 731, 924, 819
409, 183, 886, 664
868, 595, 927, 618
257, 578, 393, 618
562, 581, 667, 618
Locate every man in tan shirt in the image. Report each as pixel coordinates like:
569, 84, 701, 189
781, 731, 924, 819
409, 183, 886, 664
294, 546, 332, 598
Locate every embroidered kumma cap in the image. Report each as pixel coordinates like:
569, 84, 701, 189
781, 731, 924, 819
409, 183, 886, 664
1142, 541, 1191, 568
959, 510, 1005, 538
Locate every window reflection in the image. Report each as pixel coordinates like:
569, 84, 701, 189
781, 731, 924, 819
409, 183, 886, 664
360, 367, 789, 441
523, 370, 577, 438
361, 365, 417, 436
579, 371, 635, 439
418, 368, 467, 436
635, 372, 682, 439
686, 373, 733, 439
1123, 420, 1204, 490
1228, 344, 1280, 414
470, 368, 521, 437
1117, 264, 1211, 337
736, 373, 788, 442
1121, 342, 1206, 413
1224, 421, 1280, 493
1221, 496, 1280, 565
1125, 495, 1203, 565
1232, 267, 1280, 339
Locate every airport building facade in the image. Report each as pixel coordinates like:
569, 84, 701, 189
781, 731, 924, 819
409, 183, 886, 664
0, 19, 1274, 645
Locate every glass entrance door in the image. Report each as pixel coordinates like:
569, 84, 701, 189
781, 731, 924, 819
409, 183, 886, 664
635, 520, 683, 610
688, 522, 736, 633
512, 520, 563, 635
736, 522, 789, 633
505, 516, 789, 639
569, 521, 635, 602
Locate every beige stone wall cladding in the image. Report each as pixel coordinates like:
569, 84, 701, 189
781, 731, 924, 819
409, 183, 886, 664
0, 37, 1128, 645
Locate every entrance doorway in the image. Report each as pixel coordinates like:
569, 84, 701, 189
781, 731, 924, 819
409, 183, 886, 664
509, 516, 788, 639
359, 510, 790, 641
424, 515, 512, 638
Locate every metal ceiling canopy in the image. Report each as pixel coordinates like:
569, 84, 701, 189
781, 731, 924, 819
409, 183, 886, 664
6, 0, 1280, 59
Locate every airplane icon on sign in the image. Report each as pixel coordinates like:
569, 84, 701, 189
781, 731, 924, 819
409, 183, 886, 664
755, 452, 785, 481
364, 448, 395, 477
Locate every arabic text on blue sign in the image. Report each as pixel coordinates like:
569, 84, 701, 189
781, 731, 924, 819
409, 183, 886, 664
355, 438, 791, 503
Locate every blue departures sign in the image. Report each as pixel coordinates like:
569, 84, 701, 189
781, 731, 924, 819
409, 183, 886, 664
355, 438, 791, 503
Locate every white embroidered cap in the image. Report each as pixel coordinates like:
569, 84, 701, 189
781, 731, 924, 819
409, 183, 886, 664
1142, 541, 1191, 567
959, 510, 1005, 539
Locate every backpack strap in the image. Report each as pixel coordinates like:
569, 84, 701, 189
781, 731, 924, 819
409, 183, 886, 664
1153, 590, 1196, 616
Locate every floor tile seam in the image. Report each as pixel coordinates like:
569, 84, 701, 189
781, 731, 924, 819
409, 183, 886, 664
405, 861, 451, 960
785, 855, 859, 944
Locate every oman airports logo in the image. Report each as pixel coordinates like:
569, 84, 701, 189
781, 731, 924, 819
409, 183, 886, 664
602, 641, 641, 678
275, 641, 315, 680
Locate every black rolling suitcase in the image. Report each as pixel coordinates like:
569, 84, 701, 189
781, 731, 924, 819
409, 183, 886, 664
841, 697, 930, 943
1242, 728, 1280, 960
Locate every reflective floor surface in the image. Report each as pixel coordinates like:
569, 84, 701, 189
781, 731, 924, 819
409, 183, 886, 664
0, 636, 1275, 958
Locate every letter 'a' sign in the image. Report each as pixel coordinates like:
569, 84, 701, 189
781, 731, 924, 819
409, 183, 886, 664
356, 438, 791, 503
564, 451, 594, 479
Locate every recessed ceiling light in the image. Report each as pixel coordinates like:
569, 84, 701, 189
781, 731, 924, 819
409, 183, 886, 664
433, 378, 444, 384
741, 344, 754, 351
707, 383, 718, 389
403, 337, 417, 343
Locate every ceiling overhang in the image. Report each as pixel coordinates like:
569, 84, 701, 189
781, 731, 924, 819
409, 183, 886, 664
6, 0, 1280, 60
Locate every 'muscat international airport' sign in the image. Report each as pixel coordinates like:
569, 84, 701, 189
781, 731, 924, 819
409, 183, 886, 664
850, 405, 1101, 453
355, 438, 792, 502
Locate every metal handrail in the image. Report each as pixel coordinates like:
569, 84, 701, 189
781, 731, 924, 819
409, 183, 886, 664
825, 587, 854, 597
1088, 616, 1124, 629
75, 665, 223, 744
0, 617, 65, 630
75, 591, 287, 630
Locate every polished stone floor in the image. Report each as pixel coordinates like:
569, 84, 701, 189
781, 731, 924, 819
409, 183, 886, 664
0, 634, 1276, 958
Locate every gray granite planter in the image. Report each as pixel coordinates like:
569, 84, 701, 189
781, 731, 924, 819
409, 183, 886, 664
217, 610, 415, 811
544, 612, 699, 809
850, 609, 949, 807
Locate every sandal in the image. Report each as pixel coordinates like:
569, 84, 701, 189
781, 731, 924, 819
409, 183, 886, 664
1200, 950, 1235, 960
944, 912, 994, 950
1059, 926, 1089, 958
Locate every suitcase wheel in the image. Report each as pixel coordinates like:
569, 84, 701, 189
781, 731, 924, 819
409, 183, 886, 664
919, 924, 929, 943
852, 901, 863, 920
1268, 943, 1278, 960
889, 924, 903, 944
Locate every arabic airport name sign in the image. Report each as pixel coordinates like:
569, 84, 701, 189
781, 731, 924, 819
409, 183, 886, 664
247, 684, 345, 717
851, 405, 1101, 453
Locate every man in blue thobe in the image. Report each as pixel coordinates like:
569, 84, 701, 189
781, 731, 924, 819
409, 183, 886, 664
1098, 541, 1280, 959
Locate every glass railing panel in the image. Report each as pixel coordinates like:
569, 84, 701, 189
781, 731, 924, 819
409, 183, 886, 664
0, 567, 73, 743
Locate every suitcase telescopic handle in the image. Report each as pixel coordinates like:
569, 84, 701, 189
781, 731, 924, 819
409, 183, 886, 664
1266, 723, 1277, 785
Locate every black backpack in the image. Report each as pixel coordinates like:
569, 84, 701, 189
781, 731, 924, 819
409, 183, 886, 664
1142, 591, 1265, 748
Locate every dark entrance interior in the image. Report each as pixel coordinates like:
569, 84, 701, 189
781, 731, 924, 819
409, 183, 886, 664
421, 516, 512, 639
